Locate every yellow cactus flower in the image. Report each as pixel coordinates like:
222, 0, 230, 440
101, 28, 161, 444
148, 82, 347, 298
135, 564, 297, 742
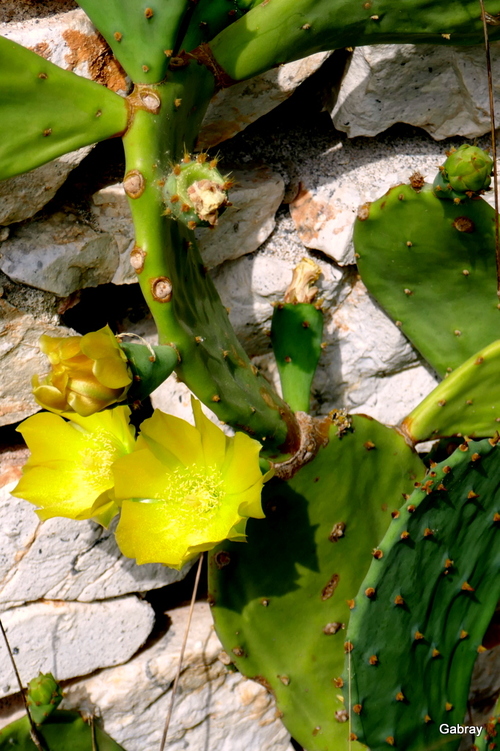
13, 406, 136, 526
32, 325, 132, 417
113, 399, 272, 570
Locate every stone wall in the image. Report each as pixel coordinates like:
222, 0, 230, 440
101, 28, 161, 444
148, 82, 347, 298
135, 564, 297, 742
1, 4, 500, 749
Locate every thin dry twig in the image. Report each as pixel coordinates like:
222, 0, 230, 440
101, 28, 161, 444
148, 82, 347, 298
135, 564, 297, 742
159, 554, 204, 751
0, 617, 47, 751
479, 0, 500, 296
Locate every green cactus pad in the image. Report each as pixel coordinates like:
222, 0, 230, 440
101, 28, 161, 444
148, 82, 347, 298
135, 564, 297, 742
209, 0, 500, 81
0, 36, 128, 182
345, 437, 500, 751
0, 710, 125, 750
400, 339, 500, 444
76, 0, 189, 83
434, 145, 493, 200
26, 673, 62, 726
163, 156, 230, 229
271, 303, 324, 413
119, 341, 179, 403
354, 182, 500, 376
209, 415, 425, 751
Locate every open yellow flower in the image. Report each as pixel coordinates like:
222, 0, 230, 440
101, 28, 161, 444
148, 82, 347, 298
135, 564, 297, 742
32, 325, 132, 417
113, 399, 272, 569
13, 406, 136, 526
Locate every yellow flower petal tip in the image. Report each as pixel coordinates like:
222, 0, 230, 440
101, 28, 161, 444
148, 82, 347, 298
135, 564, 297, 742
114, 400, 270, 568
32, 325, 132, 417
13, 407, 135, 523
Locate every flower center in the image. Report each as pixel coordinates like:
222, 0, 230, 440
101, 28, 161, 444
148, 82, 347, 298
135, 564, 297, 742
168, 465, 224, 513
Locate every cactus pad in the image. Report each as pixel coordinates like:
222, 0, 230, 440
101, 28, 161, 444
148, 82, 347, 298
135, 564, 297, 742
209, 415, 424, 750
76, 0, 189, 83
0, 37, 128, 181
400, 339, 500, 444
346, 436, 500, 751
354, 182, 500, 376
0, 710, 125, 750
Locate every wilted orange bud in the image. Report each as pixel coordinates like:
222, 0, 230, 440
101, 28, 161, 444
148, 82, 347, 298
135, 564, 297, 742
32, 325, 132, 417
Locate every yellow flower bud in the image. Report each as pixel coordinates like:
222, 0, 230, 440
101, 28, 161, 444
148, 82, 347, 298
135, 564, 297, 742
32, 325, 132, 417
113, 399, 273, 570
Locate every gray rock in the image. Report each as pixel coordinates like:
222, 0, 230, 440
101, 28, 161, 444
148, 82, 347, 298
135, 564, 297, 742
0, 481, 192, 609
0, 212, 119, 296
332, 44, 500, 141
0, 596, 154, 697
198, 52, 332, 150
59, 603, 294, 751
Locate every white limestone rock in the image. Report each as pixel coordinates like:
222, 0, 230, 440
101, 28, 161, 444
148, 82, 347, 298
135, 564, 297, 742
0, 481, 191, 609
0, 300, 72, 426
0, 596, 154, 698
59, 603, 294, 751
198, 52, 332, 150
332, 44, 500, 141
0, 212, 120, 296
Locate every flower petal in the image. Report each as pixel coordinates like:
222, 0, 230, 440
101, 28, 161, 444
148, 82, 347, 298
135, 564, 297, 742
221, 431, 264, 493
191, 398, 227, 468
139, 409, 203, 466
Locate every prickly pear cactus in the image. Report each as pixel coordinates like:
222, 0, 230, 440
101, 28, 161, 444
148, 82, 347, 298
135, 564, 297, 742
0, 710, 125, 750
354, 180, 500, 376
345, 436, 500, 751
209, 415, 425, 751
26, 673, 62, 726
400, 339, 500, 445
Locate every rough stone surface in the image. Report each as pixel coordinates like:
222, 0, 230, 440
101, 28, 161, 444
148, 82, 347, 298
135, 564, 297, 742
0, 212, 120, 296
0, 480, 191, 609
0, 596, 154, 698
0, 300, 72, 426
331, 44, 500, 141
197, 52, 332, 150
0, 149, 93, 227
58, 603, 294, 751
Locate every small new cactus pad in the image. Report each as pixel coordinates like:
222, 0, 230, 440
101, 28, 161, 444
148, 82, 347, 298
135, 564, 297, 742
433, 145, 493, 201
271, 259, 324, 412
209, 415, 424, 750
0, 710, 125, 750
26, 673, 62, 726
119, 341, 179, 403
208, 0, 500, 81
345, 437, 500, 751
354, 182, 500, 376
76, 0, 190, 82
0, 37, 128, 181
163, 156, 230, 229
400, 339, 500, 445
